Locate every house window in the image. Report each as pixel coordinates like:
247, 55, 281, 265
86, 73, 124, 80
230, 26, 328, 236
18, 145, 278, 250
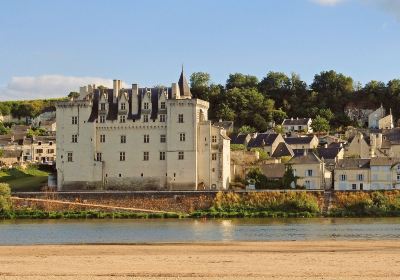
96, 153, 102, 161
160, 151, 165, 160
101, 103, 106, 110
160, 114, 166, 122
67, 152, 73, 162
49, 141, 53, 146
120, 103, 126, 110
72, 116, 78, 125
160, 102, 166, 109
178, 151, 184, 160
304, 180, 311, 188
352, 184, 357, 190
119, 152, 125, 161
144, 102, 149, 110
100, 115, 106, 123
160, 134, 166, 143
144, 134, 150, 143
72, 134, 78, 143
298, 126, 302, 131
36, 149, 43, 153
178, 114, 184, 123
121, 135, 126, 143
180, 133, 186, 142
100, 134, 105, 143
357, 174, 364, 181
307, 169, 313, 177
397, 175, 400, 182
212, 153, 217, 161
143, 114, 149, 122
143, 151, 149, 161
212, 135, 217, 143
47, 149, 54, 153
38, 141, 42, 146
120, 115, 126, 123
340, 174, 347, 181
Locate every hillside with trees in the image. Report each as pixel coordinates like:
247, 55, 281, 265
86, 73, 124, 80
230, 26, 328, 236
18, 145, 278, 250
190, 70, 400, 133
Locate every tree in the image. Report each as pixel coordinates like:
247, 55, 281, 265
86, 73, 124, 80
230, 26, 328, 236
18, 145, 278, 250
68, 92, 80, 99
283, 165, 297, 189
190, 72, 210, 89
272, 109, 287, 124
238, 125, 256, 134
311, 115, 330, 133
0, 183, 11, 212
226, 73, 259, 89
259, 71, 291, 94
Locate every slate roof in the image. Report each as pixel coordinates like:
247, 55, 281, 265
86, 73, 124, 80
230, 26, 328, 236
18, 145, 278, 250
370, 157, 400, 166
282, 118, 310, 126
271, 142, 294, 158
293, 147, 342, 160
247, 133, 280, 148
230, 133, 248, 145
288, 152, 322, 164
178, 68, 192, 97
336, 158, 371, 169
284, 136, 315, 145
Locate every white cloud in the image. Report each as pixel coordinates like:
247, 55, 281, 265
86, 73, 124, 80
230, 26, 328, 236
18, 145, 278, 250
311, 0, 345, 6
0, 75, 117, 101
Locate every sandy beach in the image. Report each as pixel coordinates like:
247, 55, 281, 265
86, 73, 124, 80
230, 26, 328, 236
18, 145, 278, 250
0, 241, 399, 279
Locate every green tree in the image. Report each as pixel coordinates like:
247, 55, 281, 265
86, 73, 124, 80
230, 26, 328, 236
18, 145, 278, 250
283, 165, 297, 189
0, 183, 11, 212
68, 92, 80, 99
272, 109, 287, 124
238, 125, 256, 134
190, 72, 211, 101
311, 115, 330, 133
226, 73, 259, 89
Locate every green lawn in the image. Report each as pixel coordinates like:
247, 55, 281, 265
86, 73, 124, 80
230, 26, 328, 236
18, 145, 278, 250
0, 167, 50, 192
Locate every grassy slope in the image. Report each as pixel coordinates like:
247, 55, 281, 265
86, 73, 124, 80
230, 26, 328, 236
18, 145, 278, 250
0, 167, 49, 192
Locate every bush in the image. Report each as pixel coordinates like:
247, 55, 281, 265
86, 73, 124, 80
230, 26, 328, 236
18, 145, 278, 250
0, 183, 11, 212
230, 144, 246, 151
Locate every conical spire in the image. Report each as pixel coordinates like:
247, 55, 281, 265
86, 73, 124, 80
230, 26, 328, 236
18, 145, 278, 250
178, 66, 191, 98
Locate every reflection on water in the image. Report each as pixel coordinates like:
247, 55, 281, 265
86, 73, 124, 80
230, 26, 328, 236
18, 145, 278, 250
1, 218, 400, 245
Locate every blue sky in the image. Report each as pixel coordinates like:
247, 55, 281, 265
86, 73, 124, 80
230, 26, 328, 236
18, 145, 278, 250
0, 0, 400, 100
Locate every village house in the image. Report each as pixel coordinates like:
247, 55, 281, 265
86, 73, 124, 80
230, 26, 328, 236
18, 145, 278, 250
31, 136, 56, 165
284, 135, 319, 150
287, 151, 326, 189
282, 118, 313, 134
334, 157, 400, 190
0, 150, 23, 167
230, 133, 252, 147
56, 70, 230, 191
271, 142, 294, 158
247, 132, 285, 156
368, 105, 393, 129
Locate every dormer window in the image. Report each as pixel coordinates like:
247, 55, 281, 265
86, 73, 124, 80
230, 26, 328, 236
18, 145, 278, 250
120, 103, 126, 110
100, 103, 106, 110
120, 115, 126, 123
160, 102, 166, 109
143, 115, 149, 122
100, 116, 105, 123
144, 102, 149, 110
160, 114, 166, 122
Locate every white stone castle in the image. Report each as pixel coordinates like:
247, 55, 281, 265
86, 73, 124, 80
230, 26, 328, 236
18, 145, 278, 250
56, 70, 230, 191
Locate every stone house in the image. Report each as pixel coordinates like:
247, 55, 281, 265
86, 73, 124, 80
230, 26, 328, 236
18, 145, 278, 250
284, 135, 319, 150
31, 136, 56, 165
56, 70, 230, 191
247, 132, 285, 156
282, 118, 313, 134
287, 151, 326, 189
0, 150, 23, 166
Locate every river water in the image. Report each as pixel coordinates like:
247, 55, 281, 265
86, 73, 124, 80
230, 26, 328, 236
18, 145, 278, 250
1, 218, 400, 245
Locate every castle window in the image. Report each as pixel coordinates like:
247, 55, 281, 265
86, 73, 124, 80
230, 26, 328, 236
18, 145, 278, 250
357, 174, 364, 181
178, 151, 184, 160
144, 102, 149, 110
96, 152, 102, 161
144, 134, 150, 143
38, 141, 42, 146
72, 134, 78, 143
160, 151, 165, 160
100, 134, 105, 143
119, 152, 126, 161
121, 135, 126, 144
49, 141, 53, 146
212, 153, 217, 161
160, 102, 166, 109
119, 173, 122, 177
340, 174, 347, 181
120, 115, 126, 123
160, 134, 166, 143
67, 152, 73, 162
143, 114, 149, 122
100, 103, 106, 110
160, 114, 166, 122
72, 116, 78, 125
180, 133, 186, 142
178, 114, 184, 123
212, 135, 217, 143
100, 116, 105, 123
143, 151, 149, 161
120, 103, 126, 110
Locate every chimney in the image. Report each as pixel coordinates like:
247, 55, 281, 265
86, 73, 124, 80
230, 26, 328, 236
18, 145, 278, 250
113, 79, 121, 103
131, 84, 139, 115
303, 149, 308, 156
172, 82, 180, 99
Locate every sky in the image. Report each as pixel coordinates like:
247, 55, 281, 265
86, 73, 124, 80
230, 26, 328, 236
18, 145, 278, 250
0, 0, 400, 100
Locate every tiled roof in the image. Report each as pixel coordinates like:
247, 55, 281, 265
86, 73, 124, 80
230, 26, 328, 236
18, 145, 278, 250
259, 163, 285, 179
178, 69, 191, 97
336, 158, 370, 169
288, 152, 322, 164
293, 147, 341, 160
247, 133, 280, 148
370, 157, 400, 166
282, 118, 310, 126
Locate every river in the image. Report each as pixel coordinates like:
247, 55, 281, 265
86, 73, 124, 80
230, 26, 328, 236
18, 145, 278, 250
1, 218, 400, 245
